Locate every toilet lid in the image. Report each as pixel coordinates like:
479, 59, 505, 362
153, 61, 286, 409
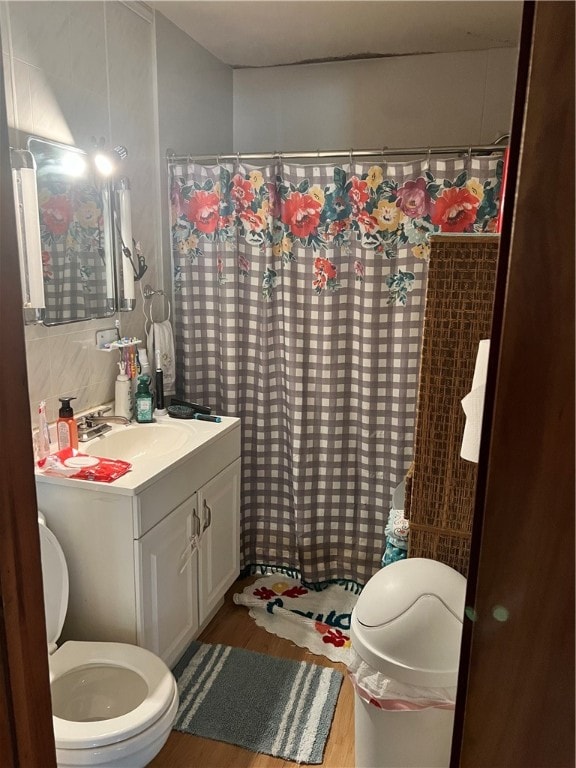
38, 521, 69, 649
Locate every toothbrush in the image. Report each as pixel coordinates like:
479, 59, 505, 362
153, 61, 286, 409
155, 349, 165, 411
130, 346, 137, 379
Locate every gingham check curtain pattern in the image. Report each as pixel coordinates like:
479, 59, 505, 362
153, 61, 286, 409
43, 246, 109, 322
171, 157, 501, 585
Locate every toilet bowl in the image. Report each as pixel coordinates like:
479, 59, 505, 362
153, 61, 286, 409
38, 517, 179, 767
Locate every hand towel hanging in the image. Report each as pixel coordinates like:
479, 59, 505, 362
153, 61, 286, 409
147, 320, 176, 394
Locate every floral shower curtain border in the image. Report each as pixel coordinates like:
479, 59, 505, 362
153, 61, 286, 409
171, 158, 503, 305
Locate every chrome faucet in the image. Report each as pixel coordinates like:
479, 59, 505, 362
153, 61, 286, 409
87, 415, 131, 426
77, 408, 131, 442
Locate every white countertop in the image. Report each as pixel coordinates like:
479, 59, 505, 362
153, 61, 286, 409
35, 413, 241, 496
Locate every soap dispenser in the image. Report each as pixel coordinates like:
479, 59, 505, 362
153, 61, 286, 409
57, 397, 78, 450
115, 362, 132, 420
134, 375, 154, 423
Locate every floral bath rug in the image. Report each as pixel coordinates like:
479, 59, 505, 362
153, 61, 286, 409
233, 575, 361, 664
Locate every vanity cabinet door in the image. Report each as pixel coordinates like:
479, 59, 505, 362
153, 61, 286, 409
137, 494, 200, 666
198, 458, 241, 625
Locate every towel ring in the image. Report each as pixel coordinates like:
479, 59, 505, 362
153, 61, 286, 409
150, 295, 171, 325
143, 285, 171, 325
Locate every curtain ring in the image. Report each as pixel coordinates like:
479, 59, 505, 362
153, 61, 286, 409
467, 146, 472, 168
349, 148, 353, 166
426, 146, 432, 169
216, 154, 221, 166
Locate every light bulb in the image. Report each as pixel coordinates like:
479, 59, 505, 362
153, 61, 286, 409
94, 151, 115, 177
93, 146, 128, 177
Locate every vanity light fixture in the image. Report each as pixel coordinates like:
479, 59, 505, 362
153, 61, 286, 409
89, 138, 140, 311
114, 176, 136, 309
92, 143, 128, 178
10, 149, 45, 322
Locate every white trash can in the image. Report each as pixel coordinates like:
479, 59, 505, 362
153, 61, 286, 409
350, 558, 466, 768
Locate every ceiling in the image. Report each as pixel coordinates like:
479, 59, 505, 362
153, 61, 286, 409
153, 1, 523, 69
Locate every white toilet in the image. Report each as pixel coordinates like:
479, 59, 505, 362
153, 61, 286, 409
38, 516, 179, 767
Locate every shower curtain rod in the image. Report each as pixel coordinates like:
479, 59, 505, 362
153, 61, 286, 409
167, 136, 509, 164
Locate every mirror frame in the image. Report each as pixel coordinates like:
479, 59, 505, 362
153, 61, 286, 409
12, 136, 139, 326
25, 136, 117, 326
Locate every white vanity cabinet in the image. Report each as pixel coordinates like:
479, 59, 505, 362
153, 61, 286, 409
35, 417, 241, 669
136, 457, 241, 664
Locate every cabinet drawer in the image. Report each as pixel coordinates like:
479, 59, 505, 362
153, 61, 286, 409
135, 426, 241, 537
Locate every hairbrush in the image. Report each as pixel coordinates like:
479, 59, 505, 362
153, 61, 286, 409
167, 398, 211, 419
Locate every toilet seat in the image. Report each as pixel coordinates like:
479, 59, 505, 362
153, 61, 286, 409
38, 517, 179, 766
51, 641, 177, 750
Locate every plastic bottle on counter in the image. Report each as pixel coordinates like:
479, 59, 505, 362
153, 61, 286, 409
36, 400, 51, 466
57, 397, 78, 450
115, 362, 132, 420
134, 375, 154, 423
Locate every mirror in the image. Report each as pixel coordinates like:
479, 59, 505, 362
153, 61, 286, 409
25, 137, 116, 325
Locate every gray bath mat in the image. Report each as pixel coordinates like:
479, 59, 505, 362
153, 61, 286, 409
172, 641, 343, 764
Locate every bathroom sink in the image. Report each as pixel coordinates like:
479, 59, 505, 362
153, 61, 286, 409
84, 423, 193, 462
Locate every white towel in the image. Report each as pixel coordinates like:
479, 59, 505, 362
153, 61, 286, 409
147, 320, 176, 393
460, 339, 490, 463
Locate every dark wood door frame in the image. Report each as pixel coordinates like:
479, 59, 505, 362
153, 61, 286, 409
0, 43, 57, 768
452, 1, 575, 765
0, 2, 574, 766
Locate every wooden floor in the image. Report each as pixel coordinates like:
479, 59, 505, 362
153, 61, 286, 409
149, 575, 355, 768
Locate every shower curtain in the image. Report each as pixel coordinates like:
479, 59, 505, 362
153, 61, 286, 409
39, 176, 109, 322
170, 155, 502, 586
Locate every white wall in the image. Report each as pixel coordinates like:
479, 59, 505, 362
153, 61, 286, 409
155, 11, 233, 291
233, 48, 518, 151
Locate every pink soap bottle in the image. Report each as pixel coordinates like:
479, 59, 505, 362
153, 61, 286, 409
57, 397, 79, 450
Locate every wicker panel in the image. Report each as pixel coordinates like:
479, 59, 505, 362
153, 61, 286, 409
408, 235, 499, 575
409, 527, 472, 576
